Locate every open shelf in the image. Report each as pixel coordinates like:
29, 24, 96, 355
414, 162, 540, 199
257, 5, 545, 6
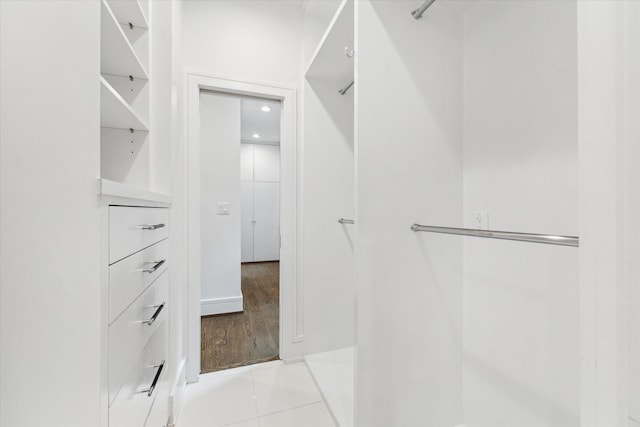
98, 178, 172, 204
101, 76, 148, 131
305, 0, 354, 86
101, 0, 148, 79
106, 0, 148, 29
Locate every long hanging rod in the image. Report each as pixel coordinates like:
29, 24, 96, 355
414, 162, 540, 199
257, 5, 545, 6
338, 218, 355, 224
338, 80, 354, 95
410, 224, 579, 247
411, 0, 436, 20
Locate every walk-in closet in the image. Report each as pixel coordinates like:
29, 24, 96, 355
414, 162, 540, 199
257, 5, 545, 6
1, 1, 638, 427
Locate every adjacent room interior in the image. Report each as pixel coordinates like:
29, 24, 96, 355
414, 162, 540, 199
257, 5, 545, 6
199, 92, 282, 373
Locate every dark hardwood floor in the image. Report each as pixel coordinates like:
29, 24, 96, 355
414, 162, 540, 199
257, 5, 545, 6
201, 261, 280, 373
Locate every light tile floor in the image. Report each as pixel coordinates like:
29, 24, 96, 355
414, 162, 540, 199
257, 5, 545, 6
176, 360, 337, 427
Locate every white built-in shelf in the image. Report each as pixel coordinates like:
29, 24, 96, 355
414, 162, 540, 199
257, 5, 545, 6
100, 76, 148, 131
101, 0, 148, 79
305, 0, 354, 85
98, 178, 172, 205
106, 0, 148, 29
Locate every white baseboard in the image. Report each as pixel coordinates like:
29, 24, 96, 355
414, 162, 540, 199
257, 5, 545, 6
200, 294, 243, 316
168, 358, 187, 427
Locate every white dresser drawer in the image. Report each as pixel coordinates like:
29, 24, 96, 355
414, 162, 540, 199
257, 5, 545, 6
109, 239, 169, 323
109, 272, 168, 404
109, 321, 168, 427
110, 207, 169, 264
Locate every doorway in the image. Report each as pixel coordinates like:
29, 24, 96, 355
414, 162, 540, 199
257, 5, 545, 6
198, 94, 282, 373
186, 74, 302, 382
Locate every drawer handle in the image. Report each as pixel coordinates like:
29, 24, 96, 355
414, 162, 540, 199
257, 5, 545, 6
138, 259, 166, 273
143, 302, 165, 326
138, 223, 165, 230
138, 360, 165, 397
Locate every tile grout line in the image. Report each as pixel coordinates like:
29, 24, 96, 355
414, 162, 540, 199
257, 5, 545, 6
250, 365, 262, 427
258, 399, 326, 420
252, 362, 327, 422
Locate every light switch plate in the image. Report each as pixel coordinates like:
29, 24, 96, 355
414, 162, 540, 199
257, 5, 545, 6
217, 202, 230, 215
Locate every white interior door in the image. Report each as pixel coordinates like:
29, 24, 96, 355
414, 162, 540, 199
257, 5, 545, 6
254, 144, 280, 182
253, 182, 280, 262
241, 142, 280, 263
240, 143, 254, 181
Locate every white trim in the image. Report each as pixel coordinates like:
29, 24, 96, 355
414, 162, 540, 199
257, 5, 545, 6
185, 71, 304, 382
168, 358, 187, 427
240, 139, 280, 146
200, 296, 243, 316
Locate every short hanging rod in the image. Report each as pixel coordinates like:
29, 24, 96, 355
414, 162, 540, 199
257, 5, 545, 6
411, 0, 436, 20
338, 218, 355, 224
338, 80, 354, 95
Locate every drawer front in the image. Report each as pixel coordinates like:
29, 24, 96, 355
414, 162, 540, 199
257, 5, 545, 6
110, 239, 169, 323
110, 321, 168, 427
109, 272, 168, 404
110, 207, 169, 264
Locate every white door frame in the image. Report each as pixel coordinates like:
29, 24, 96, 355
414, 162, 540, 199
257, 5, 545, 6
185, 72, 304, 382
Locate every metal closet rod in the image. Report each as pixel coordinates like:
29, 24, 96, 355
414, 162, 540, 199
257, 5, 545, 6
410, 224, 579, 247
338, 218, 355, 224
411, 0, 436, 20
338, 80, 354, 95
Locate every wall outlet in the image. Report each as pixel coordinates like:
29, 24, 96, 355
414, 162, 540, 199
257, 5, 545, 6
473, 211, 488, 230
217, 202, 230, 215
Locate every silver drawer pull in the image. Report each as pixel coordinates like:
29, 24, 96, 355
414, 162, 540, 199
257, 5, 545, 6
138, 360, 165, 397
138, 223, 165, 230
137, 259, 166, 273
142, 302, 165, 326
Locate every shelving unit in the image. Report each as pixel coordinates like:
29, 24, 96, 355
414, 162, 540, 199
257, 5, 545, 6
100, 77, 148, 131
100, 0, 155, 193
99, 2, 172, 426
98, 178, 171, 205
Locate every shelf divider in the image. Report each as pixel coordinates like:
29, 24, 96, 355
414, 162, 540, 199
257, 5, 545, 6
305, 0, 354, 86
105, 0, 149, 29
101, 0, 148, 79
100, 76, 149, 131
98, 178, 172, 204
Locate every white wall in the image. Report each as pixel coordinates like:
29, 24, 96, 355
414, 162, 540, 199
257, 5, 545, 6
462, 2, 579, 426
182, 0, 303, 88
200, 92, 243, 316
625, 5, 640, 423
0, 1, 102, 426
355, 1, 464, 425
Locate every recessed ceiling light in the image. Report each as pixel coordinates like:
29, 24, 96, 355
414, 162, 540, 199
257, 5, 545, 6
261, 105, 271, 112
252, 133, 260, 139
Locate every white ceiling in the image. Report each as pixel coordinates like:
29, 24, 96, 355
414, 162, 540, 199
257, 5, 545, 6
241, 98, 282, 144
